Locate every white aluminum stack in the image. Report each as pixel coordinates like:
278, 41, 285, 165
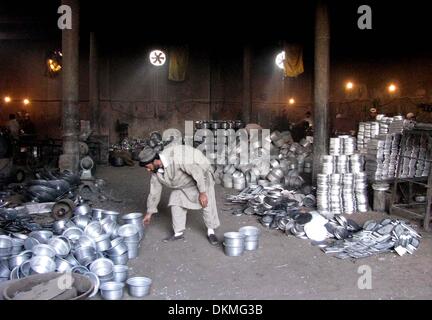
317, 136, 368, 215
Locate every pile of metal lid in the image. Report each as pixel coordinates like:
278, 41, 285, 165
317, 136, 368, 215
400, 133, 432, 178
215, 130, 312, 191
322, 218, 421, 259
357, 122, 380, 153
226, 185, 421, 260
226, 184, 315, 224
0, 204, 148, 299
365, 134, 401, 181
358, 115, 422, 181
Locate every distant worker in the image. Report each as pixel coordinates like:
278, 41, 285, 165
303, 111, 313, 128
21, 113, 36, 135
406, 112, 416, 121
6, 114, 20, 139
368, 108, 378, 121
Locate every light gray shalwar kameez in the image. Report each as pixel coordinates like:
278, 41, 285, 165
146, 145, 220, 233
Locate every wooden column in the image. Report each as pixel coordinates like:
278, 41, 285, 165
89, 32, 99, 134
312, 0, 330, 182
59, 0, 80, 173
243, 45, 252, 123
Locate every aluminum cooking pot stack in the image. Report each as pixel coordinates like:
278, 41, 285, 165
238, 226, 260, 251
232, 171, 246, 190
223, 232, 245, 257
329, 138, 342, 155
122, 213, 145, 240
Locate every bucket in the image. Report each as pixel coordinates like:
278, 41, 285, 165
239, 226, 260, 251
223, 232, 245, 247
223, 243, 244, 257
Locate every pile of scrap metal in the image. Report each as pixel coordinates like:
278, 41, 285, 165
109, 131, 175, 167
0, 203, 149, 300
226, 185, 421, 259
322, 218, 421, 259
215, 130, 313, 190
0, 169, 81, 234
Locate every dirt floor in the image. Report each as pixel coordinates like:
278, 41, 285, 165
91, 165, 432, 300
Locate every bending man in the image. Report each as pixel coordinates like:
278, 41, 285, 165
139, 144, 220, 245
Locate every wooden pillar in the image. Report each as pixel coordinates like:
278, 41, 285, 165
59, 0, 80, 173
312, 0, 330, 182
243, 45, 252, 123
89, 32, 99, 134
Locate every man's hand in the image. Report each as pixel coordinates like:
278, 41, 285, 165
143, 212, 153, 225
199, 192, 208, 208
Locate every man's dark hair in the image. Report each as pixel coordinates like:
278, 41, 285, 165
9, 114, 15, 120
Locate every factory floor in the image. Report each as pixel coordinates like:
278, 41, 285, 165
94, 165, 432, 300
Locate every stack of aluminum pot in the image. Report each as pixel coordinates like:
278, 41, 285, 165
215, 129, 312, 191
317, 136, 368, 215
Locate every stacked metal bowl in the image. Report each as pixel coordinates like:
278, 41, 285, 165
354, 173, 368, 212
329, 138, 342, 155
321, 155, 334, 174
317, 136, 369, 215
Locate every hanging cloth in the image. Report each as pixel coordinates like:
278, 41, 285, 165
168, 45, 189, 82
283, 43, 304, 78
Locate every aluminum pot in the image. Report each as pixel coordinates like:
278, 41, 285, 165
65, 254, 80, 267
29, 256, 56, 274
91, 208, 104, 221
29, 231, 53, 244
94, 233, 111, 252
102, 220, 119, 238
126, 277, 152, 297
239, 226, 260, 251
125, 242, 139, 259
223, 232, 245, 247
74, 203, 92, 216
62, 227, 83, 243
100, 281, 124, 300
48, 237, 71, 258
89, 258, 114, 282
53, 219, 70, 235
112, 265, 128, 283
85, 222, 104, 239
102, 210, 120, 223
0, 261, 11, 278
118, 224, 140, 242
11, 233, 28, 241
55, 257, 73, 272
122, 212, 144, 225
107, 237, 128, 256
11, 238, 24, 255
109, 252, 129, 265
223, 243, 244, 256
9, 266, 19, 280
8, 250, 32, 270
77, 234, 97, 249
74, 246, 97, 266
19, 260, 31, 278
31, 244, 56, 258
73, 215, 91, 230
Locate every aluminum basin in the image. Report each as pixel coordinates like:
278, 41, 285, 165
126, 277, 152, 297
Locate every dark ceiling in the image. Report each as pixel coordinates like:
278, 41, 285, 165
0, 0, 431, 60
